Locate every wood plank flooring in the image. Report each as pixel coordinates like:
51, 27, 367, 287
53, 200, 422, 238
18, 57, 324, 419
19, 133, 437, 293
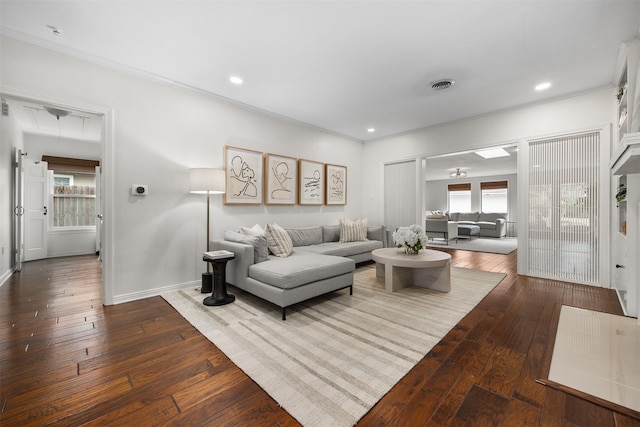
1, 250, 637, 426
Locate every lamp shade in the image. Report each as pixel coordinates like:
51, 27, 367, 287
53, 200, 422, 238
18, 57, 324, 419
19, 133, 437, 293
189, 168, 226, 194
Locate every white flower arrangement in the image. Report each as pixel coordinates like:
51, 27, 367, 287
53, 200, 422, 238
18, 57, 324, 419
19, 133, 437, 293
392, 224, 428, 254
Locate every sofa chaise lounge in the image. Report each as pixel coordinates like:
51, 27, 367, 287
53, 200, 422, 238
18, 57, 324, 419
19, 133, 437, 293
211, 222, 386, 320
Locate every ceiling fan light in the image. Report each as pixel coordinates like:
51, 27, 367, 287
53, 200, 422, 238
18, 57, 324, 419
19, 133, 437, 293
450, 168, 466, 178
44, 106, 70, 118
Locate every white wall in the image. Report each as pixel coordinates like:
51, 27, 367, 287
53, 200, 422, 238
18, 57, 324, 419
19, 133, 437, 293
0, 99, 23, 285
1, 36, 364, 302
363, 89, 617, 226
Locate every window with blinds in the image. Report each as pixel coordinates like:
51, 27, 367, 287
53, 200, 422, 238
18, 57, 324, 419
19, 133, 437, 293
528, 131, 600, 284
481, 180, 508, 213
43, 156, 99, 228
448, 183, 471, 212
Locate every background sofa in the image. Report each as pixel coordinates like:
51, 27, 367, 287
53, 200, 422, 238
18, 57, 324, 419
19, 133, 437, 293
211, 223, 386, 319
449, 212, 507, 238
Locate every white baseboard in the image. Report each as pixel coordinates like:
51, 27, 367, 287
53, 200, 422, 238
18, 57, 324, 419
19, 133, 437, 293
0, 267, 16, 288
47, 250, 96, 259
111, 280, 201, 305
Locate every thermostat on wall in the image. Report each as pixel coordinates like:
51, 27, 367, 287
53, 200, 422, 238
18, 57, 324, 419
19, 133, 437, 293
131, 185, 149, 196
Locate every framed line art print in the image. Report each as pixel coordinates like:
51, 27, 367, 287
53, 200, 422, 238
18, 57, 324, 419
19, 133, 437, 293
265, 153, 297, 205
325, 163, 347, 205
298, 159, 324, 205
224, 146, 263, 205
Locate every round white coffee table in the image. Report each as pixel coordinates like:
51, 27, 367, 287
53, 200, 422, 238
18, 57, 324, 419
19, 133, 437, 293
372, 248, 451, 293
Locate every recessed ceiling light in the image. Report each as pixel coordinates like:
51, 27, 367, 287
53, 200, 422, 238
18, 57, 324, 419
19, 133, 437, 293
535, 82, 551, 91
229, 75, 243, 85
367, 128, 375, 133
476, 148, 510, 159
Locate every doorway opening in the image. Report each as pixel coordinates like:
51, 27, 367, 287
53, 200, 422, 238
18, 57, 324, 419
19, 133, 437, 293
421, 144, 519, 254
2, 92, 112, 304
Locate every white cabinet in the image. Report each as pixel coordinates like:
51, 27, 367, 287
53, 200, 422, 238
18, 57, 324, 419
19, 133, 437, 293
615, 39, 640, 144
612, 38, 640, 321
611, 133, 640, 320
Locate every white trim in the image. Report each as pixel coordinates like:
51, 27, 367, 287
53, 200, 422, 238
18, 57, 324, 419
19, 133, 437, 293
517, 138, 528, 275
0, 267, 16, 288
112, 280, 200, 305
599, 125, 611, 289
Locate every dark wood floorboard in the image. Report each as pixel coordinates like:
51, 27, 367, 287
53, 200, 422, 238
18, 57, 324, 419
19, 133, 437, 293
0, 250, 636, 426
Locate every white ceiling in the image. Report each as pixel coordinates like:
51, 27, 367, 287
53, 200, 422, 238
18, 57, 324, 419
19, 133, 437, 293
2, 1, 639, 143
424, 145, 517, 180
3, 98, 102, 142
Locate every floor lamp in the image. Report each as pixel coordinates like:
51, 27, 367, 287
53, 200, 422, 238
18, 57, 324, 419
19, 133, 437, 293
189, 168, 226, 293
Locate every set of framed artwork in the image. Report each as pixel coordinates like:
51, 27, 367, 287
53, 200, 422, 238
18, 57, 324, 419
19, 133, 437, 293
223, 145, 347, 206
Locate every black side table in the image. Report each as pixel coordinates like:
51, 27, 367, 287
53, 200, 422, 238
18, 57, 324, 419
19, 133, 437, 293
202, 252, 235, 306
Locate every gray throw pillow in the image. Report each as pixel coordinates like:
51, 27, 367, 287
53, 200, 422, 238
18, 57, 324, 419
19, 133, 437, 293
367, 225, 387, 247
322, 225, 341, 243
224, 230, 269, 263
286, 227, 323, 247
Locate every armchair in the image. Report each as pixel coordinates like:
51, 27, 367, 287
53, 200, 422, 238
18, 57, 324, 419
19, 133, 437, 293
425, 218, 458, 244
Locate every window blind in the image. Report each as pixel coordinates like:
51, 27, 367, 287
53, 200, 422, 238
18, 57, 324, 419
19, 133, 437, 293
447, 183, 471, 192
480, 180, 508, 190
528, 131, 600, 284
42, 155, 100, 173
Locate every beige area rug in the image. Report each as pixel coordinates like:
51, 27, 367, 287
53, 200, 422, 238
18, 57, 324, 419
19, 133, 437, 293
162, 265, 506, 427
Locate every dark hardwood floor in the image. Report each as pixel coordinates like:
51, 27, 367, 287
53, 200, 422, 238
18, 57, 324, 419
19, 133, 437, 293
1, 250, 637, 426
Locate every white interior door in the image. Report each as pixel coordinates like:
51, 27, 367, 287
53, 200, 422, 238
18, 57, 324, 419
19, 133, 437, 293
23, 159, 48, 261
14, 150, 24, 271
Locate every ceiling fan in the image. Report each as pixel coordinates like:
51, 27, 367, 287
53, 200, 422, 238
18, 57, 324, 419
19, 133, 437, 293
450, 168, 467, 178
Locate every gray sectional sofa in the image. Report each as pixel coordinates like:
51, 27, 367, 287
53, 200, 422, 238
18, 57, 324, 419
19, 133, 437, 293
211, 224, 387, 320
449, 212, 507, 238
425, 211, 507, 239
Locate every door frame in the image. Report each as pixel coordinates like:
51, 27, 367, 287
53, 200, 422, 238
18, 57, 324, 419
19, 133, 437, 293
1, 88, 115, 305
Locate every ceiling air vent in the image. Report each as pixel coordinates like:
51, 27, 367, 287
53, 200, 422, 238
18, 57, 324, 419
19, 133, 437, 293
430, 79, 456, 91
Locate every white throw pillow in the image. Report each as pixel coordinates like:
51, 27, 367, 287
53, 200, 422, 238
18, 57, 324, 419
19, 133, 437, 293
339, 218, 368, 242
265, 223, 293, 257
241, 223, 265, 236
